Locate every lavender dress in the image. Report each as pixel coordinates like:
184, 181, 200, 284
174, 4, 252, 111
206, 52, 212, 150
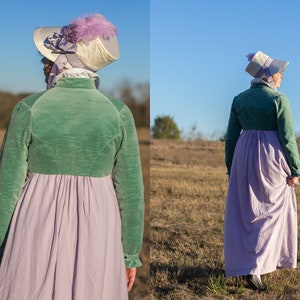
0, 173, 128, 299
224, 130, 297, 276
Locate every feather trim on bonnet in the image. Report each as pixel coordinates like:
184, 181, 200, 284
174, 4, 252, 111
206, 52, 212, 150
62, 14, 117, 43
33, 13, 120, 88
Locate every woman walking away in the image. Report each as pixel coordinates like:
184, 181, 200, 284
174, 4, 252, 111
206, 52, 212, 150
0, 13, 144, 299
224, 50, 300, 291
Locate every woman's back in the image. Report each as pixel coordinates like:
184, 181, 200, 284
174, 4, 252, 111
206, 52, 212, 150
24, 78, 125, 176
232, 83, 284, 131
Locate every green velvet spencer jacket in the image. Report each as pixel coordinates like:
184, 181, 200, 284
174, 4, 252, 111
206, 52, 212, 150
225, 82, 300, 176
0, 77, 144, 267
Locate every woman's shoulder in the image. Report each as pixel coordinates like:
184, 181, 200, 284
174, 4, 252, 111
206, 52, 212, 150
103, 94, 133, 115
19, 92, 46, 109
10, 92, 46, 114
104, 94, 125, 111
267, 88, 288, 102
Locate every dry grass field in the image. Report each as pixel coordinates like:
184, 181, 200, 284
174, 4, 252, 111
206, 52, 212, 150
150, 139, 300, 299
0, 128, 150, 300
0, 130, 4, 144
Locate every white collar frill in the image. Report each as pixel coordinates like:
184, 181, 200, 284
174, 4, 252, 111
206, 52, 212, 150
52, 68, 100, 89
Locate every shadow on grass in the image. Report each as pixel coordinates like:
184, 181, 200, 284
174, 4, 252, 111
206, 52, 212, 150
151, 263, 225, 297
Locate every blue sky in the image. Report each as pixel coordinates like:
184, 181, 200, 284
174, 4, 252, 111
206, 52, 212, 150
2, 1, 300, 139
151, 0, 300, 138
0, 0, 149, 94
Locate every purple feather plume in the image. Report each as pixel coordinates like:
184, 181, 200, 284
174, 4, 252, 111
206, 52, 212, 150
246, 53, 255, 62
71, 14, 117, 42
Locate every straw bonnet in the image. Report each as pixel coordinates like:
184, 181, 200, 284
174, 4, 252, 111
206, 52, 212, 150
245, 50, 289, 78
33, 14, 120, 72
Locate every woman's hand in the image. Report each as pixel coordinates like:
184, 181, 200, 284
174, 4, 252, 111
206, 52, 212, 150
287, 176, 299, 187
126, 267, 137, 292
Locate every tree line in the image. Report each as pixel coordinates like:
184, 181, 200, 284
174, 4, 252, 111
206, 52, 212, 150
0, 81, 149, 129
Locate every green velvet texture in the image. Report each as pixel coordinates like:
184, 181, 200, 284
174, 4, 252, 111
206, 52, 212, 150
0, 78, 144, 267
111, 98, 144, 267
225, 83, 300, 176
0, 100, 33, 259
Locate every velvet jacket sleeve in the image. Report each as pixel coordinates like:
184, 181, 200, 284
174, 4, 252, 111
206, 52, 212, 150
0, 102, 32, 254
275, 94, 300, 176
225, 98, 241, 175
112, 105, 144, 268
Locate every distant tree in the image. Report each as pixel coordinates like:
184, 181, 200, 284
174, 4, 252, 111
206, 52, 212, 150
0, 92, 29, 129
124, 82, 150, 127
220, 131, 227, 142
151, 115, 181, 139
109, 80, 150, 127
182, 122, 204, 141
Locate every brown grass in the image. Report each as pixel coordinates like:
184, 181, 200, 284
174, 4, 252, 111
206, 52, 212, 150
0, 128, 150, 300
0, 130, 4, 144
150, 139, 300, 299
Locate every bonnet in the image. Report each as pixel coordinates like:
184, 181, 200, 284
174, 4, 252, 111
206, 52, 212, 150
33, 14, 120, 88
245, 50, 288, 79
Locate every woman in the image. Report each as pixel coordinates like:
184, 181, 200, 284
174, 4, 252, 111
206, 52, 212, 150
0, 14, 144, 299
224, 50, 300, 291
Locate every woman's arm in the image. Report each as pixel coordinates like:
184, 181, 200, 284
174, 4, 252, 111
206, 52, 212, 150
225, 99, 241, 175
0, 102, 32, 249
276, 94, 300, 176
112, 104, 144, 268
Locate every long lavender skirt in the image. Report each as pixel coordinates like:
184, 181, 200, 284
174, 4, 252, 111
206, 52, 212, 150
224, 130, 298, 277
0, 173, 128, 299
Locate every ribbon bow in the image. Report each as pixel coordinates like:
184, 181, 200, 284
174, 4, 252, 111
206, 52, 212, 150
44, 31, 77, 54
